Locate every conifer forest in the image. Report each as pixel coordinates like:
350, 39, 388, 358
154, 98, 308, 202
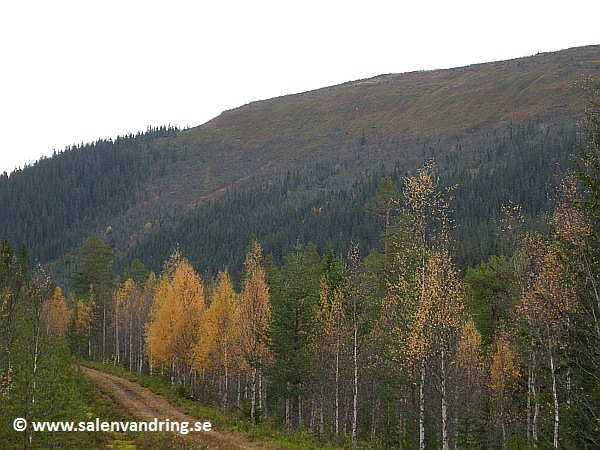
1, 65, 600, 448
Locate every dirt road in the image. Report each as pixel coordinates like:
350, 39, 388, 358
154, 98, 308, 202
79, 365, 279, 449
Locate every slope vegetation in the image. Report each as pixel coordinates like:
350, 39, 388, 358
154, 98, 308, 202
0, 45, 598, 278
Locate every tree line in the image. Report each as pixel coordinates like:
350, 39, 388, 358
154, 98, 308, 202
0, 241, 89, 448
1, 84, 598, 449
124, 116, 576, 286
64, 78, 600, 448
0, 126, 179, 264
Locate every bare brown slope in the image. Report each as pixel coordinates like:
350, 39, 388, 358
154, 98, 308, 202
198, 45, 599, 140
99, 45, 600, 251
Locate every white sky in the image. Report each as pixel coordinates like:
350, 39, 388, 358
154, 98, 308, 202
0, 0, 598, 175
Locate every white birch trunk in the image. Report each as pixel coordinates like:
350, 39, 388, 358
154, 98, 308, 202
454, 414, 459, 450
420, 360, 426, 450
263, 373, 268, 419
352, 309, 358, 444
319, 400, 324, 437
286, 396, 291, 430
259, 369, 263, 415
114, 299, 119, 364
550, 350, 559, 450
298, 393, 302, 427
223, 365, 229, 411
335, 336, 340, 436
237, 374, 241, 410
129, 314, 133, 371
102, 297, 107, 361
251, 366, 257, 424
419, 249, 427, 450
371, 396, 378, 437
441, 348, 449, 450
527, 366, 532, 445
533, 377, 540, 447
138, 332, 144, 375
501, 405, 507, 450
32, 322, 39, 405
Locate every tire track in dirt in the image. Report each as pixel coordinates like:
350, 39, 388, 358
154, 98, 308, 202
79, 365, 280, 449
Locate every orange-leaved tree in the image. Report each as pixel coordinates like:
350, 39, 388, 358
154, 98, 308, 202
193, 269, 242, 411
146, 251, 205, 389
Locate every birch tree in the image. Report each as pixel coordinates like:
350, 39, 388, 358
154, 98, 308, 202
500, 203, 544, 446
1, 253, 84, 448
41, 287, 70, 339
238, 240, 271, 424
113, 272, 153, 373
489, 327, 520, 450
135, 273, 155, 374
398, 158, 457, 450
193, 269, 241, 411
307, 251, 346, 437
519, 245, 573, 450
571, 77, 600, 447
309, 277, 347, 436
74, 298, 93, 358
405, 250, 465, 450
453, 320, 485, 447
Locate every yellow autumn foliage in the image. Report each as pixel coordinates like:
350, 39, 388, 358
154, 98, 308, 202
489, 334, 520, 405
455, 319, 484, 388
41, 287, 71, 338
406, 250, 465, 361
193, 269, 242, 374
145, 257, 205, 372
238, 240, 271, 367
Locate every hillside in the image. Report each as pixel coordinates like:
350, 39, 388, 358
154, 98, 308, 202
138, 45, 598, 217
1, 45, 599, 281
203, 45, 594, 139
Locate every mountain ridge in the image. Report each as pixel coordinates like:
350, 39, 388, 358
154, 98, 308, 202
128, 46, 596, 239
203, 45, 598, 136
1, 45, 599, 281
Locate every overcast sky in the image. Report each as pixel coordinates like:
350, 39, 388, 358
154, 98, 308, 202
0, 1, 598, 175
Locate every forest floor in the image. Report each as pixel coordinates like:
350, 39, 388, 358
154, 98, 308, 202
79, 365, 281, 450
